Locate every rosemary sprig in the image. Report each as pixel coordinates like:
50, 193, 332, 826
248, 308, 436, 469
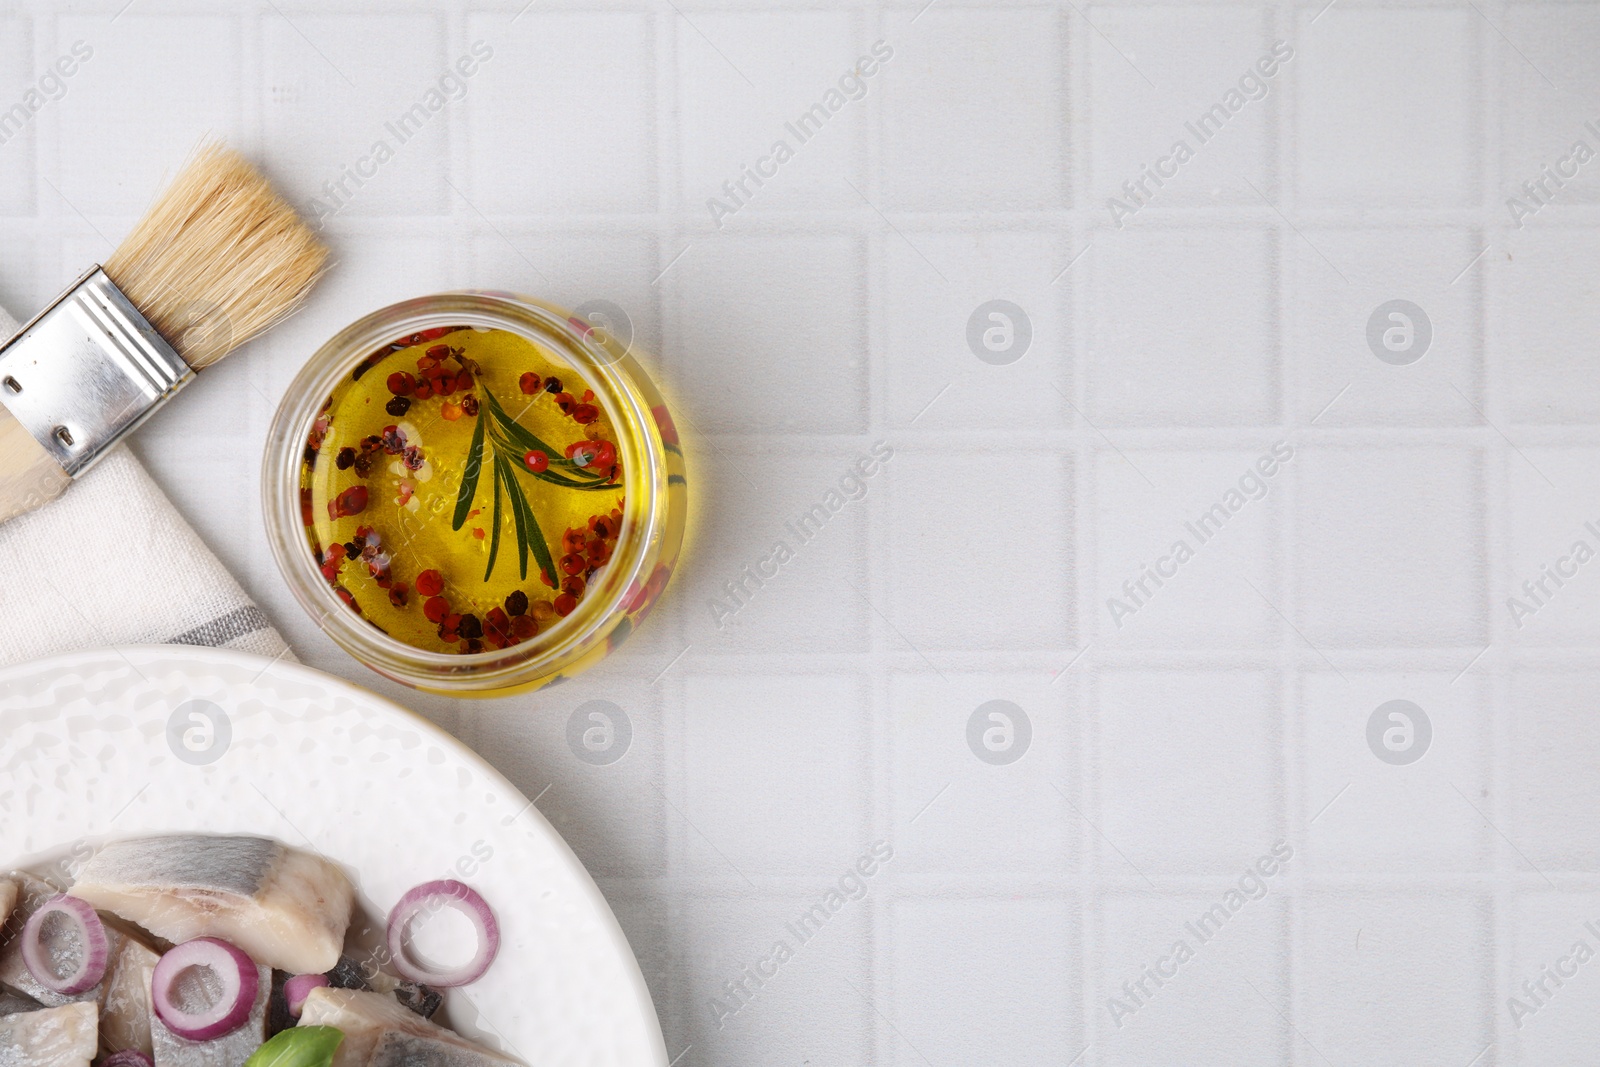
458, 384, 617, 584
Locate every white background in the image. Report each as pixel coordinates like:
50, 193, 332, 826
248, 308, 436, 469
4, 0, 1600, 1063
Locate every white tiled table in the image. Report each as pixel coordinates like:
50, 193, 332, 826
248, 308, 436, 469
4, 1, 1599, 1063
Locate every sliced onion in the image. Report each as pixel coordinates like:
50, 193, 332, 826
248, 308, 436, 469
386, 880, 500, 988
103, 1052, 155, 1067
22, 895, 109, 995
151, 937, 259, 1041
284, 973, 330, 1017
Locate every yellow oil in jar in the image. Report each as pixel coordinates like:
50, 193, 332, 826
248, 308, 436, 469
300, 326, 627, 653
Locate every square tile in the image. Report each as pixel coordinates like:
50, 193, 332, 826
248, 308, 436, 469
1299, 894, 1490, 1065
462, 676, 665, 879
1092, 448, 1284, 647
1090, 7, 1278, 208
0, 18, 34, 215
880, 8, 1067, 211
1086, 228, 1277, 426
1293, 446, 1487, 648
889, 897, 1076, 1067
1505, 892, 1600, 1063
1506, 449, 1600, 644
57, 16, 242, 213
1510, 671, 1600, 871
262, 14, 447, 218
883, 229, 1070, 431
1094, 892, 1288, 1066
1294, 9, 1478, 206
466, 12, 655, 213
1496, 227, 1600, 423
1288, 228, 1484, 425
680, 673, 868, 876
677, 11, 865, 213
1501, 8, 1600, 209
678, 444, 870, 654
890, 672, 1075, 875
1096, 669, 1280, 877
678, 893, 869, 1065
1299, 672, 1487, 873
885, 449, 1073, 652
665, 233, 866, 435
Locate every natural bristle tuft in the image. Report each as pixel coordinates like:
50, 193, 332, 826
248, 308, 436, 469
103, 140, 328, 370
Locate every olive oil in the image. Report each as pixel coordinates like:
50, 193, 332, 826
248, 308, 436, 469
300, 326, 627, 653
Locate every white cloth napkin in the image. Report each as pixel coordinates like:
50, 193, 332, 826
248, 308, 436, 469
0, 304, 291, 667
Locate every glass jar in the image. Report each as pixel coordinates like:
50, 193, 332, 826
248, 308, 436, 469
262, 292, 686, 696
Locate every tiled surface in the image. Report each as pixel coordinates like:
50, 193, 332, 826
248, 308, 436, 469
4, 1, 1600, 1063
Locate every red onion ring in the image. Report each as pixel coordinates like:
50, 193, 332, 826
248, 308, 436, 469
21, 895, 109, 995
284, 973, 330, 1017
151, 937, 260, 1041
386, 880, 500, 988
103, 1052, 155, 1067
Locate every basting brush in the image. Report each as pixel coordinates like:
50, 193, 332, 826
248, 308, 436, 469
0, 141, 327, 525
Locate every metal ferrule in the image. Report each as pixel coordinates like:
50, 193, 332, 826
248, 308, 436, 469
0, 267, 193, 477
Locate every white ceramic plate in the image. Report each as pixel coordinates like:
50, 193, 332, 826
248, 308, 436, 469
0, 644, 665, 1067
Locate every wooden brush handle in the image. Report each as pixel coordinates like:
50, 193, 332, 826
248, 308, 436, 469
0, 403, 71, 525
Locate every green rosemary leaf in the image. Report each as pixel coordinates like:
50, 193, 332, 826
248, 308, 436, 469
484, 456, 505, 582
495, 453, 531, 580
503, 458, 559, 589
452, 410, 486, 531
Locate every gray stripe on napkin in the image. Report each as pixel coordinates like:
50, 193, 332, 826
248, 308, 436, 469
167, 605, 274, 649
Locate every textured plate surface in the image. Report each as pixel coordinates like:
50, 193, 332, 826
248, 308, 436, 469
0, 644, 666, 1067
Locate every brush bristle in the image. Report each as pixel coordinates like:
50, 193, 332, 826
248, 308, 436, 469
103, 141, 328, 370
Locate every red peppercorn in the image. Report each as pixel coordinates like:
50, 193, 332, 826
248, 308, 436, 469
511, 614, 538, 640
586, 538, 609, 563
485, 607, 511, 640
387, 372, 415, 396
523, 450, 548, 473
562, 528, 587, 553
424, 595, 451, 623
416, 569, 444, 596
561, 575, 585, 597
591, 441, 616, 468
327, 486, 369, 519
415, 380, 434, 400
554, 392, 574, 413
438, 375, 456, 397
389, 582, 410, 607
560, 553, 586, 576
519, 372, 542, 394
455, 369, 473, 391
554, 593, 578, 617
571, 404, 599, 425
426, 344, 450, 361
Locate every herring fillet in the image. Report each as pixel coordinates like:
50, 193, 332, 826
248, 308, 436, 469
99, 936, 159, 1059
0, 1002, 98, 1067
298, 989, 524, 1067
70, 835, 355, 974
148, 961, 270, 1067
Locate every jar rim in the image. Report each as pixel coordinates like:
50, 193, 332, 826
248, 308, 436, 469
262, 291, 667, 692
